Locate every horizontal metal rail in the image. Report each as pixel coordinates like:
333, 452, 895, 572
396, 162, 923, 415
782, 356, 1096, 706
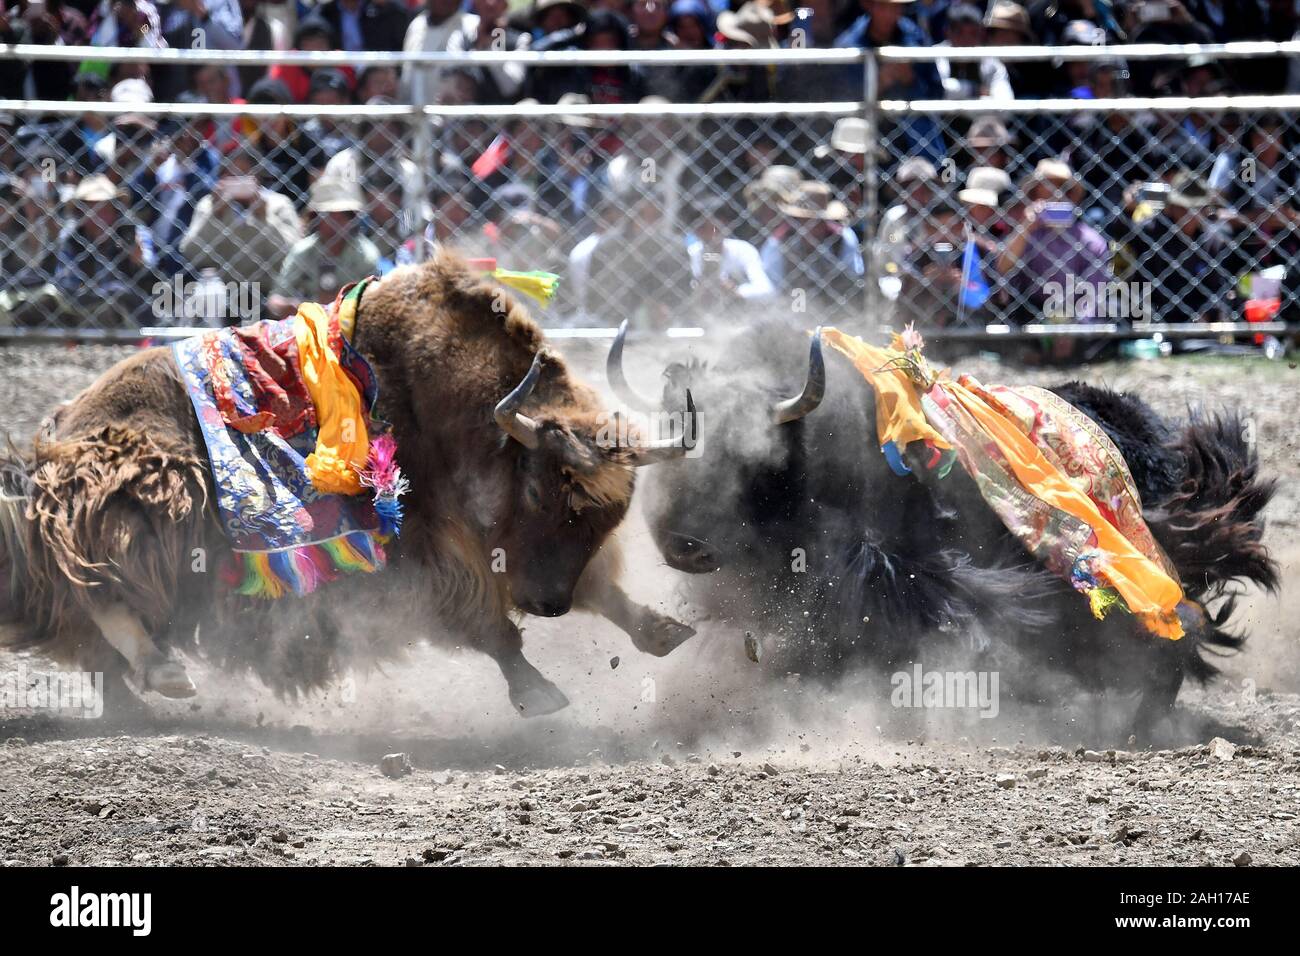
0, 43, 866, 68
0, 323, 1290, 346
877, 39, 1300, 63
882, 94, 1300, 114
5, 40, 1300, 67
0, 98, 863, 119
921, 322, 1292, 342
8, 95, 1287, 119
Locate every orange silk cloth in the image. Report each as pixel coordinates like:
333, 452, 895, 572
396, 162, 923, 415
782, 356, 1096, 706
821, 328, 951, 452
821, 327, 1185, 640
294, 299, 368, 495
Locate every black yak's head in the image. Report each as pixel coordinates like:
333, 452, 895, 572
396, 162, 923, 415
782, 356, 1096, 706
605, 321, 825, 576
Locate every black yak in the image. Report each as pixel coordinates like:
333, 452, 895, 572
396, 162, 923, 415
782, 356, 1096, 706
608, 320, 1277, 736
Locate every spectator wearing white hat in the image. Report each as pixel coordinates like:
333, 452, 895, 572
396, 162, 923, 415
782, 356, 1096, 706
761, 180, 864, 308
998, 158, 1113, 324
54, 174, 158, 325
181, 145, 302, 295
324, 99, 426, 232
957, 178, 1001, 258
268, 176, 381, 316
870, 156, 937, 306
95, 79, 162, 204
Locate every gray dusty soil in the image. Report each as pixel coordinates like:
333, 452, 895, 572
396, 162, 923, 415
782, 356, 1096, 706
0, 341, 1297, 867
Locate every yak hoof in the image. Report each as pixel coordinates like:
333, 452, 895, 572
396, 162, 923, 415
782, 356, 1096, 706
510, 677, 570, 718
631, 612, 697, 657
141, 661, 197, 699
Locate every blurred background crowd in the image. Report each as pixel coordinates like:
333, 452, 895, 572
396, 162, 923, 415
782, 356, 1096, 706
3, 0, 1300, 336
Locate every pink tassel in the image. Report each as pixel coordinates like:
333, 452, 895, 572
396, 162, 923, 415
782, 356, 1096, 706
359, 433, 409, 536
364, 434, 401, 491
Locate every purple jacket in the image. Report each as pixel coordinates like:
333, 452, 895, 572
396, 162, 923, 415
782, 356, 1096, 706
1009, 220, 1112, 322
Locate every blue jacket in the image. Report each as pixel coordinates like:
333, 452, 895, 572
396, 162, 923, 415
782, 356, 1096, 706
833, 13, 943, 101
833, 13, 944, 163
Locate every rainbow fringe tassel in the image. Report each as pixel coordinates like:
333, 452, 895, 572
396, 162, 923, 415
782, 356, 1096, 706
234, 530, 387, 600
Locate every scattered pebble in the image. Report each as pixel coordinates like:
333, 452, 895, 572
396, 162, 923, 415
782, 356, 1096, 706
380, 753, 413, 779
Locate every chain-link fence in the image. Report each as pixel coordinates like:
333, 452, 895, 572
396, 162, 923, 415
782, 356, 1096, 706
873, 94, 1300, 343
0, 98, 865, 335
1, 42, 1298, 346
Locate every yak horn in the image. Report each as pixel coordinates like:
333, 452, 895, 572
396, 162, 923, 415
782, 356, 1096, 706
771, 327, 825, 425
631, 389, 697, 466
606, 319, 658, 412
495, 352, 544, 449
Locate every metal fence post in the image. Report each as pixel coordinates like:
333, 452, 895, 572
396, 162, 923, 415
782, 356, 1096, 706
411, 70, 433, 264
862, 48, 880, 333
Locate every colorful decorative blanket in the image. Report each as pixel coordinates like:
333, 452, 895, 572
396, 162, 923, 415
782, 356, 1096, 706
172, 279, 408, 599
822, 326, 1186, 640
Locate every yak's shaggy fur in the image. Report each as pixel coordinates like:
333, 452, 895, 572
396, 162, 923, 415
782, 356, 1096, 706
1051, 382, 1279, 681
2, 252, 652, 713
635, 325, 1279, 732
2, 350, 212, 672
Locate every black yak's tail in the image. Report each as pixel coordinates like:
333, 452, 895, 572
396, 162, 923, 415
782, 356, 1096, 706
1147, 413, 1278, 681
1179, 592, 1250, 683
1149, 412, 1278, 601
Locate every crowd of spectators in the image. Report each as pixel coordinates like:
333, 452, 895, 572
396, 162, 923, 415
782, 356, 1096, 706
2, 0, 1300, 331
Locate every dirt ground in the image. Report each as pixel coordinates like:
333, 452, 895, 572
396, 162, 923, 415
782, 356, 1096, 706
0, 341, 1297, 867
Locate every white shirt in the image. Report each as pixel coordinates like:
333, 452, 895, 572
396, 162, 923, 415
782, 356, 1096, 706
686, 236, 774, 301
401, 10, 478, 103
444, 17, 530, 101
934, 42, 1014, 102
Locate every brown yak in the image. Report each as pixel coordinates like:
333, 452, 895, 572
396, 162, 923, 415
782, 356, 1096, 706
0, 252, 697, 716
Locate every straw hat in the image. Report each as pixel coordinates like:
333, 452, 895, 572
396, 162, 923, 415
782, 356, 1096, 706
780, 181, 848, 222
813, 117, 871, 158
744, 164, 803, 208
73, 175, 125, 204
984, 2, 1036, 42
958, 187, 999, 208
895, 157, 938, 184
310, 175, 363, 213
966, 165, 1012, 195
965, 116, 1014, 148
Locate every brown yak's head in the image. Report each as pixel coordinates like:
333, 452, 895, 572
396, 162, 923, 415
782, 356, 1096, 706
492, 350, 695, 617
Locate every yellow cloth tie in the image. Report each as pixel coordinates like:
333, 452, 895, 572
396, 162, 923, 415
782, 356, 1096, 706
821, 328, 951, 452
294, 301, 368, 495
